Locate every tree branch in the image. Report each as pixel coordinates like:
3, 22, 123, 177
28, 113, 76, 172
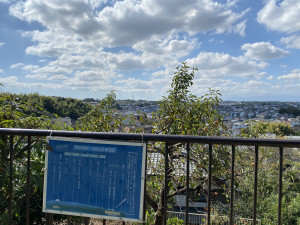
167, 180, 206, 199
146, 192, 158, 212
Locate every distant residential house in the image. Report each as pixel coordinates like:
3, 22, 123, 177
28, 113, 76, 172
291, 122, 300, 133
231, 122, 248, 136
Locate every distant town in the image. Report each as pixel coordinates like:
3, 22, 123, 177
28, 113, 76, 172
79, 99, 300, 136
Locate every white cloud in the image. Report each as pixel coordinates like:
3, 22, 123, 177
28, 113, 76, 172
22, 30, 99, 57
115, 77, 160, 91
233, 20, 247, 37
8, 0, 284, 100
10, 0, 245, 47
280, 64, 288, 69
133, 34, 198, 58
109, 53, 155, 71
23, 64, 39, 71
0, 76, 19, 86
257, 0, 300, 33
33, 65, 72, 75
281, 35, 300, 49
186, 52, 268, 78
51, 53, 108, 70
97, 0, 244, 46
0, 42, 5, 47
113, 77, 169, 100
10, 0, 102, 37
278, 69, 300, 80
241, 42, 289, 60
10, 63, 24, 69
0, 69, 3, 73
55, 70, 115, 92
205, 78, 299, 101
0, 76, 66, 89
88, 0, 107, 9
48, 75, 68, 81
25, 74, 48, 80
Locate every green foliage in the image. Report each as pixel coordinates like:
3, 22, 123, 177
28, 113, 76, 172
0, 94, 61, 224
279, 106, 300, 117
1, 64, 299, 225
167, 216, 184, 225
229, 140, 300, 225
145, 62, 229, 224
153, 62, 225, 136
231, 118, 300, 224
75, 91, 129, 132
242, 120, 295, 137
0, 92, 92, 120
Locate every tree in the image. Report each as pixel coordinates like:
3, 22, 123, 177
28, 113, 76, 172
0, 94, 62, 224
71, 63, 229, 224
226, 121, 300, 225
241, 120, 295, 138
75, 91, 128, 132
3, 64, 298, 224
0, 93, 93, 120
144, 62, 229, 224
231, 143, 300, 224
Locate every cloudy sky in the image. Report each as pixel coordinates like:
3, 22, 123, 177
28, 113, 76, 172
0, 0, 299, 101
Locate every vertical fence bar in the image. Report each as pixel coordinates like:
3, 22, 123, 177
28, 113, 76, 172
9, 135, 14, 224
229, 145, 235, 225
253, 146, 258, 225
26, 136, 31, 225
45, 213, 53, 225
207, 144, 212, 225
103, 219, 106, 225
185, 143, 190, 225
163, 142, 169, 225
143, 141, 148, 225
278, 147, 283, 225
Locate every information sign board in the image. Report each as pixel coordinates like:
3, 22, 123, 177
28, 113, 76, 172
43, 137, 146, 222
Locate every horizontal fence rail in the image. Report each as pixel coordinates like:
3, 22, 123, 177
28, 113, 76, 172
1, 128, 300, 147
1, 128, 300, 225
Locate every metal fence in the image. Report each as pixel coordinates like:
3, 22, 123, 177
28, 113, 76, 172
1, 128, 300, 225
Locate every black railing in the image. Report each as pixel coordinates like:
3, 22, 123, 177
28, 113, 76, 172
1, 128, 300, 225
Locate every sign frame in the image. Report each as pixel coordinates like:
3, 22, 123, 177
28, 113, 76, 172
43, 136, 146, 223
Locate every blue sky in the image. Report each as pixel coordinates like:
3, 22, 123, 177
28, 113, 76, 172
0, 0, 300, 101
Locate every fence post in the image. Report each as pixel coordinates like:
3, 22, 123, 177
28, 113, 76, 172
185, 143, 190, 225
9, 135, 14, 225
278, 147, 283, 225
207, 144, 212, 225
163, 142, 169, 225
26, 136, 31, 225
45, 213, 53, 225
253, 146, 258, 225
229, 145, 235, 225
143, 141, 148, 225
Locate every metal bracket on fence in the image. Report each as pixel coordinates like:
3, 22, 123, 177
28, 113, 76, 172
46, 143, 53, 151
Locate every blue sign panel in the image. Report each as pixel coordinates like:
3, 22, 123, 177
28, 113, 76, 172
43, 137, 146, 222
